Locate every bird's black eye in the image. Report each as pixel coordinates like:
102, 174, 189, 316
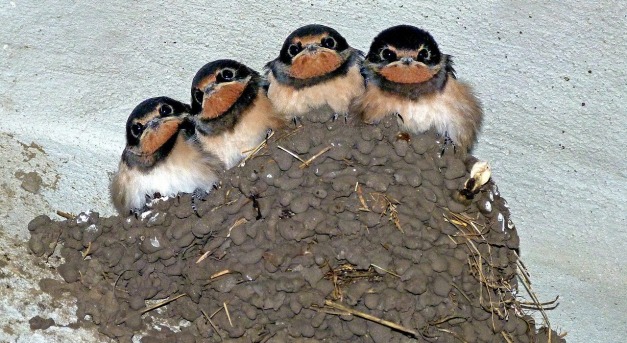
288, 43, 302, 57
321, 37, 336, 49
193, 89, 204, 104
159, 104, 173, 116
380, 48, 397, 62
130, 122, 144, 138
217, 68, 235, 82
417, 49, 430, 62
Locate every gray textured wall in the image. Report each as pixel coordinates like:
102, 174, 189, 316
1, 1, 625, 342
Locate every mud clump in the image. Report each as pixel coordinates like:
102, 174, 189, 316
29, 116, 563, 342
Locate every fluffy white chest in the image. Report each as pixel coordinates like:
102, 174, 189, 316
125, 156, 217, 211
397, 98, 453, 135
268, 65, 364, 117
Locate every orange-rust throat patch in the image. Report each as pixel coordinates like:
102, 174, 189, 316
379, 64, 436, 84
201, 83, 247, 119
289, 51, 343, 79
139, 119, 181, 155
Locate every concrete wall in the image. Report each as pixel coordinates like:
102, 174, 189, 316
1, 1, 625, 342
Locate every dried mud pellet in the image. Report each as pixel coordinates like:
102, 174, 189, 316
411, 135, 433, 154
393, 139, 409, 156
57, 262, 80, 283
363, 173, 392, 192
422, 170, 443, 186
361, 126, 383, 141
212, 275, 238, 293
472, 306, 492, 321
367, 319, 392, 343
357, 139, 375, 154
277, 175, 303, 191
229, 225, 248, 246
275, 150, 294, 171
346, 316, 368, 336
290, 195, 311, 214
432, 275, 452, 297
352, 150, 371, 165
445, 158, 467, 179
28, 214, 51, 231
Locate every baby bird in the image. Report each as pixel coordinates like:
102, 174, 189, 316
352, 25, 483, 152
190, 59, 284, 169
265, 24, 365, 122
110, 97, 220, 215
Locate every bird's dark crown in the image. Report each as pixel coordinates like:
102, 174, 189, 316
366, 25, 442, 66
278, 24, 349, 64
191, 59, 260, 115
125, 96, 190, 147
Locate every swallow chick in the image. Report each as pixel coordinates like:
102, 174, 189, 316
265, 24, 365, 122
352, 25, 483, 152
190, 59, 284, 169
110, 97, 220, 215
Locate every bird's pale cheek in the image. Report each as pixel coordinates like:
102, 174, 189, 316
379, 64, 436, 84
201, 83, 247, 119
289, 50, 343, 79
139, 120, 180, 155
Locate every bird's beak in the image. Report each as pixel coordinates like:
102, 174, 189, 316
203, 83, 217, 95
400, 57, 414, 65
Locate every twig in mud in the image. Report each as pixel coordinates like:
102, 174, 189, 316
56, 210, 75, 219
226, 218, 248, 238
196, 250, 211, 264
239, 131, 274, 167
324, 300, 419, 338
515, 253, 553, 342
210, 269, 232, 279
202, 309, 223, 341
355, 183, 370, 212
370, 264, 400, 278
299, 146, 332, 169
81, 242, 92, 259
370, 192, 403, 233
277, 145, 307, 164
223, 302, 233, 327
141, 293, 187, 315
501, 331, 515, 343
434, 327, 469, 343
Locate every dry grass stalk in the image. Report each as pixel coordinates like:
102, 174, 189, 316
226, 218, 248, 238
210, 269, 232, 279
371, 192, 403, 233
201, 309, 223, 341
445, 210, 558, 342
354, 183, 370, 212
324, 300, 420, 338
515, 253, 553, 342
324, 263, 381, 301
56, 210, 75, 219
223, 302, 233, 327
141, 293, 187, 315
501, 331, 515, 343
299, 146, 332, 169
277, 145, 307, 164
239, 131, 274, 167
196, 250, 211, 264
444, 211, 513, 326
370, 263, 400, 278
81, 241, 92, 259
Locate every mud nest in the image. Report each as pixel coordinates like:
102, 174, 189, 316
28, 114, 564, 342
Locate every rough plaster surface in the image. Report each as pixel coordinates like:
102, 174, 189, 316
0, 1, 625, 342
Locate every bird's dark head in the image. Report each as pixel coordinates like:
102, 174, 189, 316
190, 59, 259, 127
366, 25, 447, 84
123, 96, 190, 168
275, 24, 353, 80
